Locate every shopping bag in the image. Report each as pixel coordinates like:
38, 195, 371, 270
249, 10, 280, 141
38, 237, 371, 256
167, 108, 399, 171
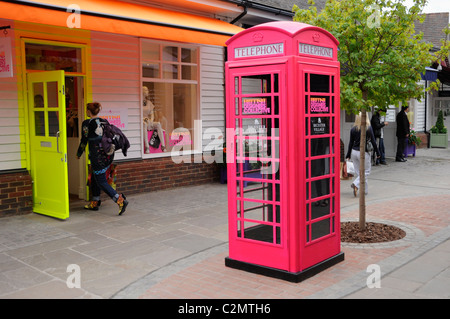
346, 160, 355, 176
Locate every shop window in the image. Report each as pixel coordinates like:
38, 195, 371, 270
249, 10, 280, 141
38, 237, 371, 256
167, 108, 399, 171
141, 40, 199, 156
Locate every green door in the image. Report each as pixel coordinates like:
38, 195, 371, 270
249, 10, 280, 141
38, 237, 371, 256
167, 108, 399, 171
28, 71, 69, 220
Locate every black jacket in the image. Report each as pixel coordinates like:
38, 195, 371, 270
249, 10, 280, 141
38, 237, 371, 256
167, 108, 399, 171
346, 126, 380, 159
370, 112, 386, 138
396, 110, 410, 138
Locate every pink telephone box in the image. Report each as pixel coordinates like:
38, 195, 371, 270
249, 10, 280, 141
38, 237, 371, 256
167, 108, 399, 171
224, 21, 344, 282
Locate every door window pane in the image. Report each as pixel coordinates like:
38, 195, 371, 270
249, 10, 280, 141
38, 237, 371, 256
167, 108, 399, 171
34, 111, 45, 136
47, 82, 59, 108
48, 111, 60, 137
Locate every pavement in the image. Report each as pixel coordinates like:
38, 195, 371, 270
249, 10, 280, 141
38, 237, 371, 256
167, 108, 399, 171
0, 147, 450, 300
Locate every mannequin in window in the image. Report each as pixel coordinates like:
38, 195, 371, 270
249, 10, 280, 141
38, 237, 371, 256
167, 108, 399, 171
143, 86, 166, 153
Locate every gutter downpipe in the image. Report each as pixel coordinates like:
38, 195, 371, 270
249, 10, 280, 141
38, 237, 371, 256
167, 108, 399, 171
230, 1, 248, 25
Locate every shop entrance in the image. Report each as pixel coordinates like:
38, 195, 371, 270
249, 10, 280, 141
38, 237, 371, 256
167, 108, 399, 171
25, 40, 87, 219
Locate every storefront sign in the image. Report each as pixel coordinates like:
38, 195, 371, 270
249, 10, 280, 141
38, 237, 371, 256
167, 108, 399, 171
299, 43, 332, 58
310, 97, 328, 113
0, 37, 13, 78
235, 43, 284, 58
242, 98, 270, 114
100, 109, 128, 130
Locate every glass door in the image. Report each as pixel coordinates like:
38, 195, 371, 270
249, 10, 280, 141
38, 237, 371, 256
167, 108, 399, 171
227, 64, 288, 271
28, 71, 69, 219
301, 66, 340, 269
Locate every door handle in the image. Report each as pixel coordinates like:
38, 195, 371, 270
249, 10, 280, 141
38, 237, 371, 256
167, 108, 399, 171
56, 131, 61, 153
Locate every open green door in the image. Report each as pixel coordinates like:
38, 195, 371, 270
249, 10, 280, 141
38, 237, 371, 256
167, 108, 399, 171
28, 71, 69, 220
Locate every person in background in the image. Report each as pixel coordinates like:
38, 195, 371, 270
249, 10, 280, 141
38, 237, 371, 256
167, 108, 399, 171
395, 105, 410, 162
371, 107, 388, 165
77, 102, 129, 215
346, 114, 380, 197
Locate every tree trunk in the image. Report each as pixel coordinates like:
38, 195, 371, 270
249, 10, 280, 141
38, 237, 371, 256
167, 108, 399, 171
359, 94, 368, 231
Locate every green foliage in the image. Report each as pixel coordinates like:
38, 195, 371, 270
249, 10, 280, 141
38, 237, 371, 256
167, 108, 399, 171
293, 0, 433, 114
431, 110, 448, 134
408, 129, 421, 146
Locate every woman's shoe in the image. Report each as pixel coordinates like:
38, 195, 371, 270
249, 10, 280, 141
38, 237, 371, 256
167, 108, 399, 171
351, 184, 358, 197
117, 194, 129, 215
84, 200, 100, 211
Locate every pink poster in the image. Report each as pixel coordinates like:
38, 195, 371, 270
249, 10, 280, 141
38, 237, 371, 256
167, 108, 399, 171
0, 37, 13, 78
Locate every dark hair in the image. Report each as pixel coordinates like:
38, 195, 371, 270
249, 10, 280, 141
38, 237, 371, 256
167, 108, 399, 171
402, 105, 409, 111
87, 102, 102, 115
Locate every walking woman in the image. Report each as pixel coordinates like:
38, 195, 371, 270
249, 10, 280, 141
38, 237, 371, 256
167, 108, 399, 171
77, 102, 129, 215
345, 113, 380, 197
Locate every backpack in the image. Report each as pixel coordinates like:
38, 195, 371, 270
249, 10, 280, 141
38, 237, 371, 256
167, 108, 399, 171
100, 120, 130, 156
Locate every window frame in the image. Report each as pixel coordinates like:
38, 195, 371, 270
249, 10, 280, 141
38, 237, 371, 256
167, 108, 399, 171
140, 39, 201, 159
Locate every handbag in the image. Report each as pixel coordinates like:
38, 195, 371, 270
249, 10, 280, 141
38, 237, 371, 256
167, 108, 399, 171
149, 130, 160, 149
366, 139, 374, 153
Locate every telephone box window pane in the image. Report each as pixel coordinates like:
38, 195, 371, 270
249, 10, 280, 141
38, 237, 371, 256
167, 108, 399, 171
273, 74, 279, 93
305, 73, 309, 92
306, 161, 309, 178
242, 117, 269, 136
243, 222, 276, 244
35, 111, 45, 136
241, 74, 271, 94
273, 96, 280, 115
243, 201, 271, 222
311, 218, 331, 240
305, 139, 309, 157
311, 138, 330, 156
310, 74, 330, 93
310, 117, 329, 135
311, 198, 330, 220
48, 111, 60, 137
310, 96, 330, 114
311, 158, 330, 178
242, 97, 271, 115
33, 83, 44, 107
311, 178, 330, 199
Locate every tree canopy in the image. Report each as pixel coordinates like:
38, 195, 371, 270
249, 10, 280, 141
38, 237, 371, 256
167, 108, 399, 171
293, 0, 434, 114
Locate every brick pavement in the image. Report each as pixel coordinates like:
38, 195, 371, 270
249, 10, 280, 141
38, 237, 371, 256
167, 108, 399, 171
137, 193, 450, 299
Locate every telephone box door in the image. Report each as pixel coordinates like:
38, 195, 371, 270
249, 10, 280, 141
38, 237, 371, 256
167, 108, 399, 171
300, 64, 341, 270
227, 64, 289, 271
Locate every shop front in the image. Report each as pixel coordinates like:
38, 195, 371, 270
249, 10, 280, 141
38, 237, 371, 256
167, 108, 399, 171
0, 0, 243, 218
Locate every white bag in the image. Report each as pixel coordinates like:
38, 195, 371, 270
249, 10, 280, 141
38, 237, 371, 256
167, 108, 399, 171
346, 160, 355, 176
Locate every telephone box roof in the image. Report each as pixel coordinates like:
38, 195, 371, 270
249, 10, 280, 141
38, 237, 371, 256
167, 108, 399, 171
226, 21, 339, 46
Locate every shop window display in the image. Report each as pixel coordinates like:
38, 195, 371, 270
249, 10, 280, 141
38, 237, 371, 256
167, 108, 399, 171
141, 41, 199, 155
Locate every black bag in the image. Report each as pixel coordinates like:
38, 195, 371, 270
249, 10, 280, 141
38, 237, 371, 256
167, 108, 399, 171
149, 130, 160, 149
366, 139, 374, 153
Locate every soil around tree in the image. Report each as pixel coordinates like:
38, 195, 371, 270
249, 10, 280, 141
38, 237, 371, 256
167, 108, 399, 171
341, 221, 406, 243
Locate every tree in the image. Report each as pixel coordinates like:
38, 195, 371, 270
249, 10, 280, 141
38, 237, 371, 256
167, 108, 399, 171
293, 0, 433, 230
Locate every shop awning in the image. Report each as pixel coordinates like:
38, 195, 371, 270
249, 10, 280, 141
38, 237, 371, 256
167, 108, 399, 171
0, 0, 243, 46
